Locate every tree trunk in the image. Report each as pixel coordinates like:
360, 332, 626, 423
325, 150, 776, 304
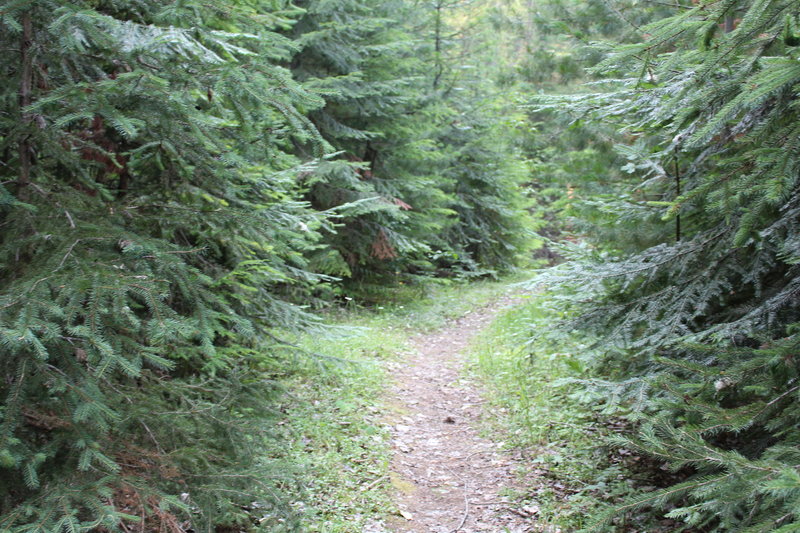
674, 147, 681, 242
433, 1, 442, 88
18, 10, 33, 200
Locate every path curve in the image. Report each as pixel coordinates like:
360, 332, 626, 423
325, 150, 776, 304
384, 296, 536, 533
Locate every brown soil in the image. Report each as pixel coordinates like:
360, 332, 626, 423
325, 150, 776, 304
381, 296, 539, 533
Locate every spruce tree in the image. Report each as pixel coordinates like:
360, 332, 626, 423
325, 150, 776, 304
415, 0, 536, 276
288, 0, 535, 287
530, 0, 800, 529
285, 0, 454, 285
0, 0, 542, 529
0, 0, 330, 529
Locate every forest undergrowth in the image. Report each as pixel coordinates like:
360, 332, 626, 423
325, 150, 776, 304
470, 294, 689, 532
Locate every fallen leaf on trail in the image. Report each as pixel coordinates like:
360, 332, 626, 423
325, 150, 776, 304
399, 510, 413, 520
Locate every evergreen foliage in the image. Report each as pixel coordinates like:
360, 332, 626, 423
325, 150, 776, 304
288, 0, 535, 285
288, 0, 452, 282
0, 0, 331, 529
528, 0, 800, 529
478, 0, 673, 261
416, 0, 536, 276
0, 0, 533, 529
434, 90, 534, 274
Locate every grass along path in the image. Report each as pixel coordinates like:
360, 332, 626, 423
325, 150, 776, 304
273, 278, 659, 533
468, 294, 650, 532
271, 278, 633, 531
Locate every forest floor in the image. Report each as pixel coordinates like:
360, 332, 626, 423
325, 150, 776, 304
381, 294, 541, 533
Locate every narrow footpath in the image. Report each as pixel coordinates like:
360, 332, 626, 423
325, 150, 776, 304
383, 297, 537, 533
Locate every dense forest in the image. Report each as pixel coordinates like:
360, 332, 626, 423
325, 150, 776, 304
2, 0, 800, 531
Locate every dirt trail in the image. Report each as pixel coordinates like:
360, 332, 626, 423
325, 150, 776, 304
383, 296, 536, 533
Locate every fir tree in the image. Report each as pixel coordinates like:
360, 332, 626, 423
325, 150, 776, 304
0, 0, 330, 529
530, 0, 800, 529
414, 0, 537, 276
0, 0, 542, 529
288, 0, 535, 286
287, 0, 454, 283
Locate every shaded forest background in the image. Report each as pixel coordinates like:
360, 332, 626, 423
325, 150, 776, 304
2, 0, 800, 531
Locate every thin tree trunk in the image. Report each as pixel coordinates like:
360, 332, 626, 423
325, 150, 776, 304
675, 147, 681, 242
724, 15, 735, 33
433, 1, 442, 88
18, 10, 33, 200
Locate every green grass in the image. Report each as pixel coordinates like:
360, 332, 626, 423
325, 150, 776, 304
329, 274, 528, 332
272, 325, 403, 531
468, 292, 638, 532
259, 274, 650, 532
